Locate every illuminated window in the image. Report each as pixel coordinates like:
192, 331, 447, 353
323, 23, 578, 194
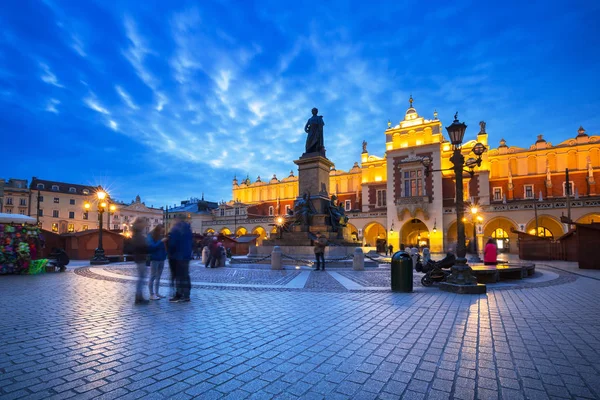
529, 227, 552, 238
345, 200, 352, 211
82, 189, 89, 195
268, 206, 274, 216
82, 225, 88, 231
493, 187, 502, 201
67, 223, 75, 232
52, 223, 58, 232
83, 212, 88, 220
54, 197, 59, 204
53, 210, 59, 218
376, 190, 387, 207
403, 170, 423, 197
524, 185, 534, 199
492, 228, 508, 238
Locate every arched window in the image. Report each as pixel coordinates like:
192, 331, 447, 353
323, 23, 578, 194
492, 228, 508, 238
51, 185, 59, 191
37, 183, 45, 189
268, 206, 274, 216
69, 187, 76, 193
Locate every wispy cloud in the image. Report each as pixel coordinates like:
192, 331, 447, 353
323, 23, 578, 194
45, 98, 60, 113
108, 120, 118, 130
115, 85, 139, 110
84, 94, 110, 115
39, 62, 64, 88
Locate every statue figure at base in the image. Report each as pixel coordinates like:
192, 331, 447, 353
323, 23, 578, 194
327, 194, 348, 232
304, 107, 325, 155
292, 192, 314, 228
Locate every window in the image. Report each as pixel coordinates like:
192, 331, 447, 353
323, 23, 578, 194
376, 189, 387, 207
69, 211, 75, 219
69, 199, 75, 205
268, 206, 274, 216
403, 170, 424, 197
67, 223, 75, 232
563, 181, 574, 197
83, 211, 88, 220
51, 185, 59, 191
39, 196, 44, 202
285, 205, 291, 214
220, 209, 225, 216
5, 208, 12, 213
155, 219, 158, 223
493, 187, 502, 201
345, 200, 352, 211
54, 197, 59, 204
524, 184, 534, 199
6, 197, 13, 205
37, 183, 44, 189
69, 187, 76, 193
38, 209, 43, 217
19, 210, 25, 215
82, 225, 88, 231
53, 210, 59, 218
82, 189, 89, 195
51, 223, 58, 232
19, 198, 26, 206
114, 224, 119, 230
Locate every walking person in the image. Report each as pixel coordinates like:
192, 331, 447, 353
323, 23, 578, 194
388, 244, 394, 256
205, 237, 218, 268
147, 225, 167, 300
484, 238, 498, 266
169, 215, 193, 303
131, 218, 150, 305
314, 232, 327, 271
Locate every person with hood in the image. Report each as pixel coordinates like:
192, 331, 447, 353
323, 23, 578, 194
168, 215, 193, 303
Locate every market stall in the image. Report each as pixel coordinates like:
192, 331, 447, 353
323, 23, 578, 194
0, 213, 46, 275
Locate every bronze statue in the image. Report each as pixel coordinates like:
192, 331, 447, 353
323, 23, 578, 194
304, 108, 325, 154
327, 195, 348, 232
479, 121, 486, 134
292, 192, 313, 228
362, 140, 368, 153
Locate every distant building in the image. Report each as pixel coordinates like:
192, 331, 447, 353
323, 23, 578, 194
29, 177, 101, 234
166, 196, 219, 234
116, 195, 163, 235
0, 178, 30, 215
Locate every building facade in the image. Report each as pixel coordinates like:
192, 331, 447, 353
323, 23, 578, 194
115, 195, 164, 235
199, 97, 600, 254
0, 178, 30, 215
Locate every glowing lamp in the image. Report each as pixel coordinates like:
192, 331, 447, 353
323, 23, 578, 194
97, 191, 107, 200
100, 202, 107, 208
446, 112, 467, 146
84, 202, 91, 209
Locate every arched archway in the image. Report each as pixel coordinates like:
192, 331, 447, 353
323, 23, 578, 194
446, 220, 475, 253
576, 213, 600, 224
525, 215, 564, 238
220, 227, 231, 235
204, 228, 215, 234
483, 217, 518, 253
236, 227, 247, 237
400, 218, 430, 249
363, 222, 387, 252
252, 226, 267, 246
346, 223, 359, 243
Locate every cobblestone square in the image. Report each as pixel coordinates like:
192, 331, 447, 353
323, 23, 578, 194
1, 261, 599, 399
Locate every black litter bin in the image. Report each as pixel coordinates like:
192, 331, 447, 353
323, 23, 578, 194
391, 251, 413, 292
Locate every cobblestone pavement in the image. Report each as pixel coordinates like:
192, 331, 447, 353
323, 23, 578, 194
1, 262, 599, 399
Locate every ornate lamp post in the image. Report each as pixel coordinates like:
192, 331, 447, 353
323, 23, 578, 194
422, 113, 487, 294
85, 190, 111, 265
107, 204, 117, 231
469, 206, 483, 262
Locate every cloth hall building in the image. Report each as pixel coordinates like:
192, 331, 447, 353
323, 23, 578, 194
200, 99, 600, 254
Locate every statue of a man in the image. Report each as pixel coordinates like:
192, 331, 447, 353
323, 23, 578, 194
304, 107, 325, 154
362, 140, 368, 153
479, 121, 486, 134
293, 192, 312, 227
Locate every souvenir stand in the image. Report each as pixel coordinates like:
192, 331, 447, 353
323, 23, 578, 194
0, 213, 46, 275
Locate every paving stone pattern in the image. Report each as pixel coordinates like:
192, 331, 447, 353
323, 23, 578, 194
1, 266, 599, 399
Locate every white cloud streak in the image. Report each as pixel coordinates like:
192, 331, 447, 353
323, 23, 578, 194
115, 85, 139, 110
39, 62, 64, 88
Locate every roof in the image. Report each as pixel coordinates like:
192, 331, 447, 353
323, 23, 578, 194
30, 178, 100, 196
60, 229, 124, 237
0, 213, 37, 224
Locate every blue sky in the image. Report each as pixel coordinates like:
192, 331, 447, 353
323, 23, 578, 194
1, 0, 599, 207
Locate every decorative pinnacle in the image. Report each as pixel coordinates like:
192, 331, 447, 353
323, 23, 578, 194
409, 94, 413, 107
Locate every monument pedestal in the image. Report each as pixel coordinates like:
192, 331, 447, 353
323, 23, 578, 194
294, 153, 334, 202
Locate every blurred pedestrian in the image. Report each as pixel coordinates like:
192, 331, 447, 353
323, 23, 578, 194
410, 245, 419, 269
422, 247, 431, 264
484, 238, 498, 266
314, 232, 327, 271
169, 215, 193, 303
388, 244, 394, 256
147, 225, 167, 300
205, 237, 218, 268
132, 218, 150, 305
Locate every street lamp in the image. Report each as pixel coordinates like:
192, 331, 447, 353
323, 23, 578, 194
276, 216, 284, 239
107, 204, 117, 231
470, 206, 483, 262
422, 112, 487, 294
84, 190, 113, 265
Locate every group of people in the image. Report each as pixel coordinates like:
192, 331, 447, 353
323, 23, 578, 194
130, 215, 193, 305
204, 237, 227, 268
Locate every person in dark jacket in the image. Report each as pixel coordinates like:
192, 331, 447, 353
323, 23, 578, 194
132, 218, 150, 305
147, 225, 167, 300
205, 236, 218, 268
169, 215, 193, 303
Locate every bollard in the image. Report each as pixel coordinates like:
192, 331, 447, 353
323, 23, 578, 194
248, 245, 257, 257
391, 251, 413, 292
202, 246, 209, 264
271, 246, 282, 270
353, 247, 365, 271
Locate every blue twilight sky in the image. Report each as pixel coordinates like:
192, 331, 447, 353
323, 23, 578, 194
1, 0, 599, 207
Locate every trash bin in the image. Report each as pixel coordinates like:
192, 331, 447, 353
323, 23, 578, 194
391, 251, 413, 292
